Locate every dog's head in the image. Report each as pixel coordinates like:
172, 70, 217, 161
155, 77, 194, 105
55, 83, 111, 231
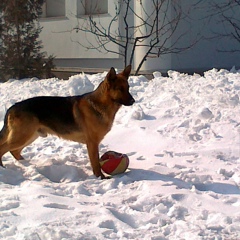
105, 65, 135, 106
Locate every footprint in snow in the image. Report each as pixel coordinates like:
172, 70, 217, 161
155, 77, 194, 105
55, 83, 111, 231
127, 152, 137, 156
99, 220, 117, 232
44, 203, 74, 210
0, 199, 20, 211
154, 153, 164, 158
188, 133, 202, 142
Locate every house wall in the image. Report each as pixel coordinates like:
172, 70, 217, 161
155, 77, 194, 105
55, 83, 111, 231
132, 0, 240, 73
39, 0, 124, 70
169, 0, 240, 73
39, 1, 240, 74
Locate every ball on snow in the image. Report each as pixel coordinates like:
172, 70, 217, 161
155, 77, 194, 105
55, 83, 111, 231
100, 151, 129, 175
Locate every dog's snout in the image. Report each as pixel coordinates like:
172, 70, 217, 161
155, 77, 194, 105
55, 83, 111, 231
130, 97, 135, 105
128, 96, 135, 106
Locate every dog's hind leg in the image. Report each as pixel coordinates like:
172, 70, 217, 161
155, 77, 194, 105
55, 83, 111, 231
9, 131, 39, 161
0, 124, 10, 167
0, 111, 39, 166
0, 143, 11, 167
0, 122, 39, 165
10, 149, 24, 161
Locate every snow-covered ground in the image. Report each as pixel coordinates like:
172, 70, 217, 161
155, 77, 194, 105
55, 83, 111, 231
0, 68, 240, 239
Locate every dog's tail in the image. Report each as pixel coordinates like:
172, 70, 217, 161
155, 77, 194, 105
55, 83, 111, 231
0, 113, 9, 146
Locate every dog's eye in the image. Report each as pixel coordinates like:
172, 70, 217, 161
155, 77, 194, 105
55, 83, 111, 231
118, 87, 124, 92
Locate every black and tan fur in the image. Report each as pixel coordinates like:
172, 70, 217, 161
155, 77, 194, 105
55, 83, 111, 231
0, 65, 135, 179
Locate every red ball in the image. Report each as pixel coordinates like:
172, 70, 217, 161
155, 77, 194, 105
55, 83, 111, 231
100, 151, 129, 175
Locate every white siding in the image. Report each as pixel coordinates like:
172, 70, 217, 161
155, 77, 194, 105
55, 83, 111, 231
39, 1, 240, 73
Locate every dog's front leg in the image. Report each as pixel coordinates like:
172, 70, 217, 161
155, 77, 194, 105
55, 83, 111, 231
86, 142, 106, 179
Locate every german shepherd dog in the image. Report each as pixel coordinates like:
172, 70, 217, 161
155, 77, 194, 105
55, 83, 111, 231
0, 65, 135, 179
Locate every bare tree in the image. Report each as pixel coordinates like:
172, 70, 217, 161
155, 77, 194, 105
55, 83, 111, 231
73, 0, 200, 75
207, 0, 240, 52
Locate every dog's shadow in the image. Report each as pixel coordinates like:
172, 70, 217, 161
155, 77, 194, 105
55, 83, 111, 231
0, 159, 89, 185
125, 168, 191, 190
0, 163, 26, 185
2, 163, 239, 196
125, 168, 240, 195
36, 163, 89, 183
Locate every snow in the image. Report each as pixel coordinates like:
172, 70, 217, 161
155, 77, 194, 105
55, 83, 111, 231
0, 68, 240, 239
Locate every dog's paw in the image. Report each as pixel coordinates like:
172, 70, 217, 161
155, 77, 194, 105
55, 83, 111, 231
0, 162, 5, 168
98, 173, 111, 180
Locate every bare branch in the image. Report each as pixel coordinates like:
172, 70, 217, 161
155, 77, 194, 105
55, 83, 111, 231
73, 0, 202, 75
207, 0, 240, 52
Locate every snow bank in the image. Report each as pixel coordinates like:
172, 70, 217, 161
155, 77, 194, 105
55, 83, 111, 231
0, 68, 240, 239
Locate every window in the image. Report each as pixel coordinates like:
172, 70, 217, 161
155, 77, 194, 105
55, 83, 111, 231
41, 0, 65, 18
77, 0, 108, 16
85, 0, 108, 15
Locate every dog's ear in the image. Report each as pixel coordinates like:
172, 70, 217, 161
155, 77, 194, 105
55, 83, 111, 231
122, 65, 131, 77
107, 67, 116, 82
